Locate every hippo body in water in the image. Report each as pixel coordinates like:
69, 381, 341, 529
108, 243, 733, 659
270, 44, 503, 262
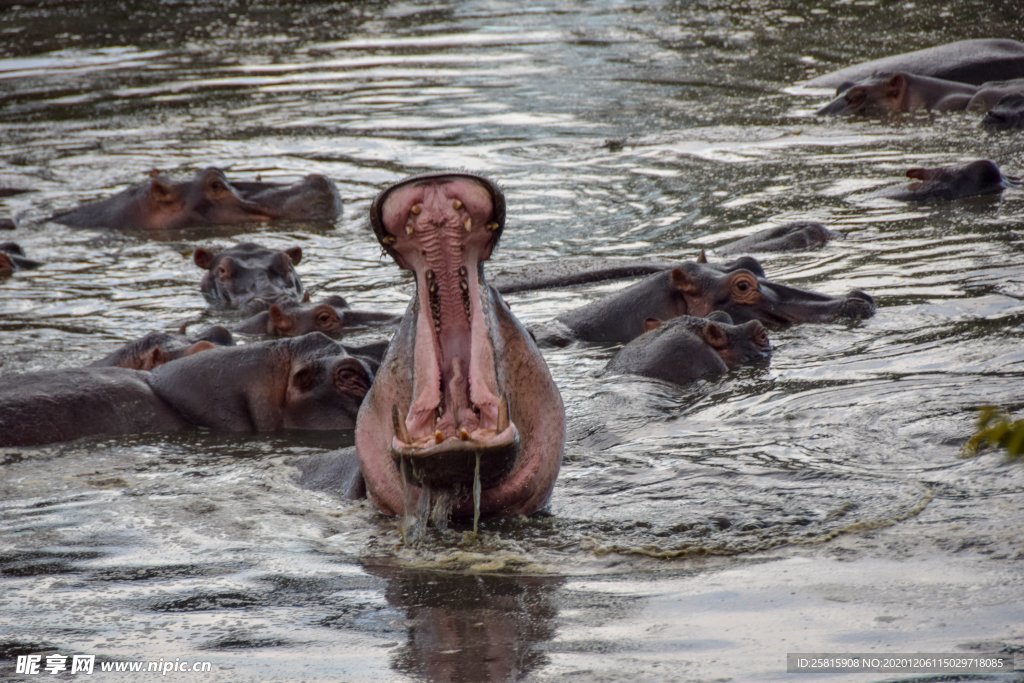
356, 172, 565, 520
0, 333, 373, 447
606, 313, 771, 386
878, 160, 1020, 202
0, 368, 187, 447
51, 168, 342, 231
716, 222, 838, 255
194, 242, 305, 313
802, 39, 1024, 90
91, 326, 234, 371
534, 256, 875, 346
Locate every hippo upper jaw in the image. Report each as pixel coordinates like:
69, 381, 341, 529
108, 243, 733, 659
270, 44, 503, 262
358, 172, 564, 519
736, 282, 876, 326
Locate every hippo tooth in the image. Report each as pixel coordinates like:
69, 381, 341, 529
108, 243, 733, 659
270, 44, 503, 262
459, 428, 470, 441
410, 204, 422, 215
406, 222, 415, 236
486, 222, 499, 231
392, 405, 411, 444
452, 199, 462, 210
434, 430, 444, 444
464, 217, 472, 232
382, 235, 397, 246
497, 393, 509, 433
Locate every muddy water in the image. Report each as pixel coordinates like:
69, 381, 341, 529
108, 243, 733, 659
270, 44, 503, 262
2, 1, 1024, 681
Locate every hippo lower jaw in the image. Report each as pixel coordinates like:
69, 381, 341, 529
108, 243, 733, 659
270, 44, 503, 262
755, 287, 876, 326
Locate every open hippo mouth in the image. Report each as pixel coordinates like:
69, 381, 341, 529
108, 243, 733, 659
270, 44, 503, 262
369, 172, 520, 489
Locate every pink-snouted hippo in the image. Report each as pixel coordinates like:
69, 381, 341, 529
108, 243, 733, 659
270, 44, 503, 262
356, 172, 565, 521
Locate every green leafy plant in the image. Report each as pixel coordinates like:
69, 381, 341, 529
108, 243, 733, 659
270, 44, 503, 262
964, 407, 1024, 458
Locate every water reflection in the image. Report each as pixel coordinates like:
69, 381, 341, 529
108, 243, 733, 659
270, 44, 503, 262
367, 565, 562, 682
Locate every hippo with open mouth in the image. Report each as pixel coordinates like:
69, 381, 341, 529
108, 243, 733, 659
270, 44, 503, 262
355, 172, 565, 522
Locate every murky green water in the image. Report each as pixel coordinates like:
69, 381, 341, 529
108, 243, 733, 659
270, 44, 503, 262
2, 1, 1023, 681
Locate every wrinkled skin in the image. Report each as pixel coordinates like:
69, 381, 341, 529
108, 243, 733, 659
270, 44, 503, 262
982, 93, 1024, 131
148, 332, 373, 432
802, 39, 1024, 90
878, 160, 1021, 202
51, 168, 276, 231
817, 72, 978, 116
194, 242, 305, 313
536, 256, 874, 345
233, 295, 400, 338
91, 326, 234, 371
1, 242, 42, 277
606, 314, 771, 386
717, 222, 837, 254
0, 368, 187, 447
231, 174, 342, 223
357, 172, 565, 519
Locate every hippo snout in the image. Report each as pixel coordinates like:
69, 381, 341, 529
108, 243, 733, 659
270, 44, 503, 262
841, 290, 876, 319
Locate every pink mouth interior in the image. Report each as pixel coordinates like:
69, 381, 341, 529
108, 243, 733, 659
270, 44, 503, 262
380, 176, 516, 456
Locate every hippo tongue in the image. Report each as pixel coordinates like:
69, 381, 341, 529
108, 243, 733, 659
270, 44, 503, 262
372, 173, 518, 485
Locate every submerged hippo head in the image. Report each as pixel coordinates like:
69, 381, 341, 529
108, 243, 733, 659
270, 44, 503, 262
148, 332, 373, 432
818, 72, 912, 116
357, 172, 564, 520
883, 159, 1020, 201
234, 173, 343, 223
0, 242, 42, 277
674, 256, 875, 327
194, 242, 305, 313
91, 326, 234, 371
180, 167, 276, 226
982, 93, 1024, 131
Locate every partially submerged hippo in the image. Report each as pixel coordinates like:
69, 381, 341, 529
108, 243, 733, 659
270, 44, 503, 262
0, 333, 374, 447
194, 242, 305, 313
802, 39, 1024, 90
606, 313, 771, 386
0, 242, 42, 277
149, 333, 373, 432
536, 255, 875, 345
982, 93, 1024, 131
356, 172, 565, 520
878, 160, 1021, 202
817, 72, 1024, 116
230, 174, 342, 223
0, 368, 187, 447
91, 326, 234, 370
233, 295, 400, 338
51, 168, 342, 231
716, 222, 838, 255
0, 218, 16, 231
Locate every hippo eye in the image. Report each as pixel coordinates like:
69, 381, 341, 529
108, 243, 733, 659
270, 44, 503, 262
316, 312, 335, 327
210, 180, 226, 193
730, 273, 760, 303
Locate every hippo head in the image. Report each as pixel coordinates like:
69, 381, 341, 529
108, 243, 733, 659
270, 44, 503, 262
95, 328, 232, 371
701, 316, 773, 368
982, 93, 1024, 131
672, 256, 875, 326
182, 167, 276, 226
266, 296, 350, 338
194, 242, 305, 313
901, 159, 1019, 201
817, 72, 909, 116
366, 172, 517, 491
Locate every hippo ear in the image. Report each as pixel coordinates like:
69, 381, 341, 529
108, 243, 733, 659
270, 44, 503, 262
284, 246, 303, 266
141, 347, 167, 371
268, 304, 294, 336
696, 249, 708, 264
323, 294, 349, 309
149, 178, 176, 203
643, 318, 663, 332
670, 267, 700, 296
193, 247, 216, 270
886, 73, 907, 99
291, 365, 317, 393
183, 340, 216, 357
702, 322, 729, 349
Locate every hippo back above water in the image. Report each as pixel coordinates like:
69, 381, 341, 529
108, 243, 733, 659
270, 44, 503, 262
802, 39, 1024, 90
